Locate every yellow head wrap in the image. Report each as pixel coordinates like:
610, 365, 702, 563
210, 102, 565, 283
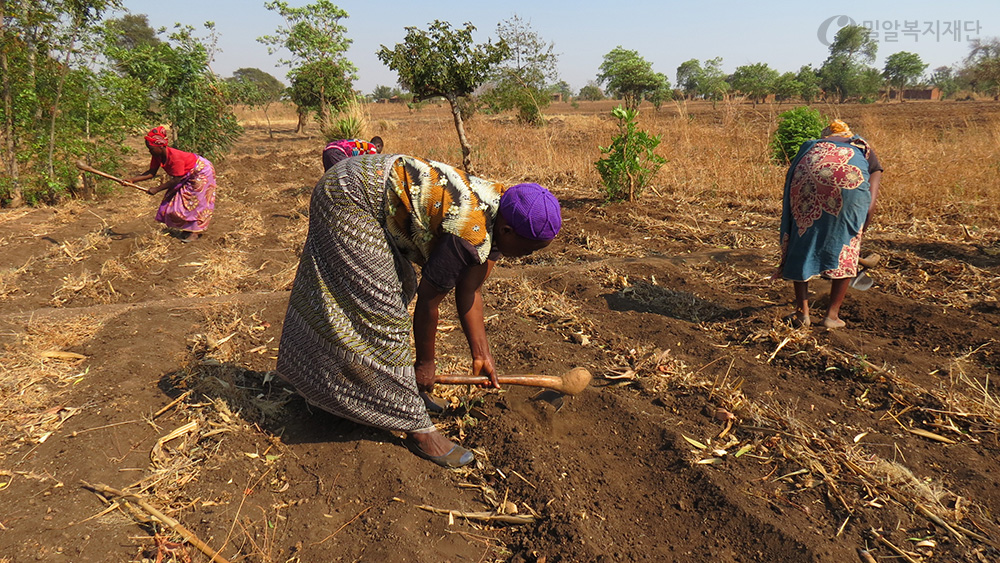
821, 119, 853, 138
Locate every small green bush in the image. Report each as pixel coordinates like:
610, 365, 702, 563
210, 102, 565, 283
770, 106, 826, 164
595, 105, 666, 202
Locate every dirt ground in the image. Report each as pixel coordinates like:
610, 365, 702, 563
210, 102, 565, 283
1, 102, 999, 563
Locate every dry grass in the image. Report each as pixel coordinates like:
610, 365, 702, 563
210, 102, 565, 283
0, 257, 34, 301
355, 100, 1000, 234
0, 315, 107, 460
235, 99, 1000, 233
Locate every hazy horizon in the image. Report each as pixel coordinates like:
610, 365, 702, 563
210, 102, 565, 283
119, 0, 997, 93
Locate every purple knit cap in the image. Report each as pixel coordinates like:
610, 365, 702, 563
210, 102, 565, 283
498, 183, 562, 241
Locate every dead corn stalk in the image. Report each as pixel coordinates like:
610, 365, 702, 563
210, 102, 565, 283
81, 481, 231, 563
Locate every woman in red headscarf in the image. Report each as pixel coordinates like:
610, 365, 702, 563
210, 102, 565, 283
125, 126, 217, 242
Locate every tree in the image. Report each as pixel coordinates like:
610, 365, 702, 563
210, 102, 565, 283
771, 106, 826, 163
856, 67, 884, 102
730, 62, 779, 105
929, 66, 960, 99
231, 68, 284, 100
578, 82, 604, 101
596, 46, 667, 111
285, 59, 353, 133
819, 25, 878, 102
647, 74, 672, 110
773, 72, 802, 104
830, 24, 878, 63
371, 84, 400, 102
378, 20, 507, 174
796, 65, 821, 103
966, 38, 1000, 100
552, 80, 573, 101
676, 59, 702, 100
227, 68, 285, 138
109, 23, 242, 161
1, 0, 141, 206
697, 57, 729, 105
258, 0, 355, 131
481, 14, 559, 125
883, 51, 927, 101
105, 13, 160, 51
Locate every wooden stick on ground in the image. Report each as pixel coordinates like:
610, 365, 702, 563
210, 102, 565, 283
914, 502, 966, 545
153, 390, 194, 419
869, 530, 921, 563
417, 504, 536, 525
81, 481, 231, 563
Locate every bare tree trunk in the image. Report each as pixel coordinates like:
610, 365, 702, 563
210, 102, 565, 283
296, 107, 306, 134
446, 94, 474, 176
79, 95, 94, 199
0, 11, 24, 207
263, 102, 274, 139
25, 37, 41, 124
318, 82, 329, 133
47, 25, 81, 179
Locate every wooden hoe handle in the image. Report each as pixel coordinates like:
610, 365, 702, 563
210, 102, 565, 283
434, 368, 592, 396
75, 160, 148, 192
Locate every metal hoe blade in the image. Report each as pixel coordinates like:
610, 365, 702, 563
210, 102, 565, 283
531, 389, 566, 411
849, 267, 873, 291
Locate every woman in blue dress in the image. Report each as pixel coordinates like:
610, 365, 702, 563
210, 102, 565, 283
777, 120, 883, 329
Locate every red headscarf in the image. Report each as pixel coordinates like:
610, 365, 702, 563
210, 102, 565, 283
144, 126, 169, 147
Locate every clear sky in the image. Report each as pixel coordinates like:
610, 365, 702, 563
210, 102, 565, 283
119, 1, 998, 93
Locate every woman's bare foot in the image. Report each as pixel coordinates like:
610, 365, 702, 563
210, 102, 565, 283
180, 231, 200, 243
821, 317, 846, 329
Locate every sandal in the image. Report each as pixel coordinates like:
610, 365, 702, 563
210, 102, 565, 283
404, 437, 475, 468
783, 313, 810, 328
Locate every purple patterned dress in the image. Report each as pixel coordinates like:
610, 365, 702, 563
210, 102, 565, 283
155, 156, 216, 233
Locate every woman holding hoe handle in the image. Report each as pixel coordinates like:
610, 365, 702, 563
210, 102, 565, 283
125, 126, 217, 243
276, 154, 562, 468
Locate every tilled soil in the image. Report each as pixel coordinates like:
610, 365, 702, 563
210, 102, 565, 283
1, 105, 999, 563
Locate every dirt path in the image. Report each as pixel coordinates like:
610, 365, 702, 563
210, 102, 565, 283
1, 119, 999, 563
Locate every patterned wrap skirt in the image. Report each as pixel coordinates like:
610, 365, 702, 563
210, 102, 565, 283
276, 155, 432, 433
155, 156, 216, 232
778, 139, 873, 281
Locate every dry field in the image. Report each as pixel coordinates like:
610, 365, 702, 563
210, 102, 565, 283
0, 99, 998, 562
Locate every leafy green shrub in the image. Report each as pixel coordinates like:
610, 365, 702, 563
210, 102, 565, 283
517, 100, 542, 125
770, 106, 826, 163
330, 116, 362, 140
595, 105, 667, 202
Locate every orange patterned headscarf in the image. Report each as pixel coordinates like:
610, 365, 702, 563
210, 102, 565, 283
144, 126, 169, 147
821, 119, 853, 138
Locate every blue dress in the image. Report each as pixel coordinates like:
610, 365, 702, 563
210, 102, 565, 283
778, 137, 875, 281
